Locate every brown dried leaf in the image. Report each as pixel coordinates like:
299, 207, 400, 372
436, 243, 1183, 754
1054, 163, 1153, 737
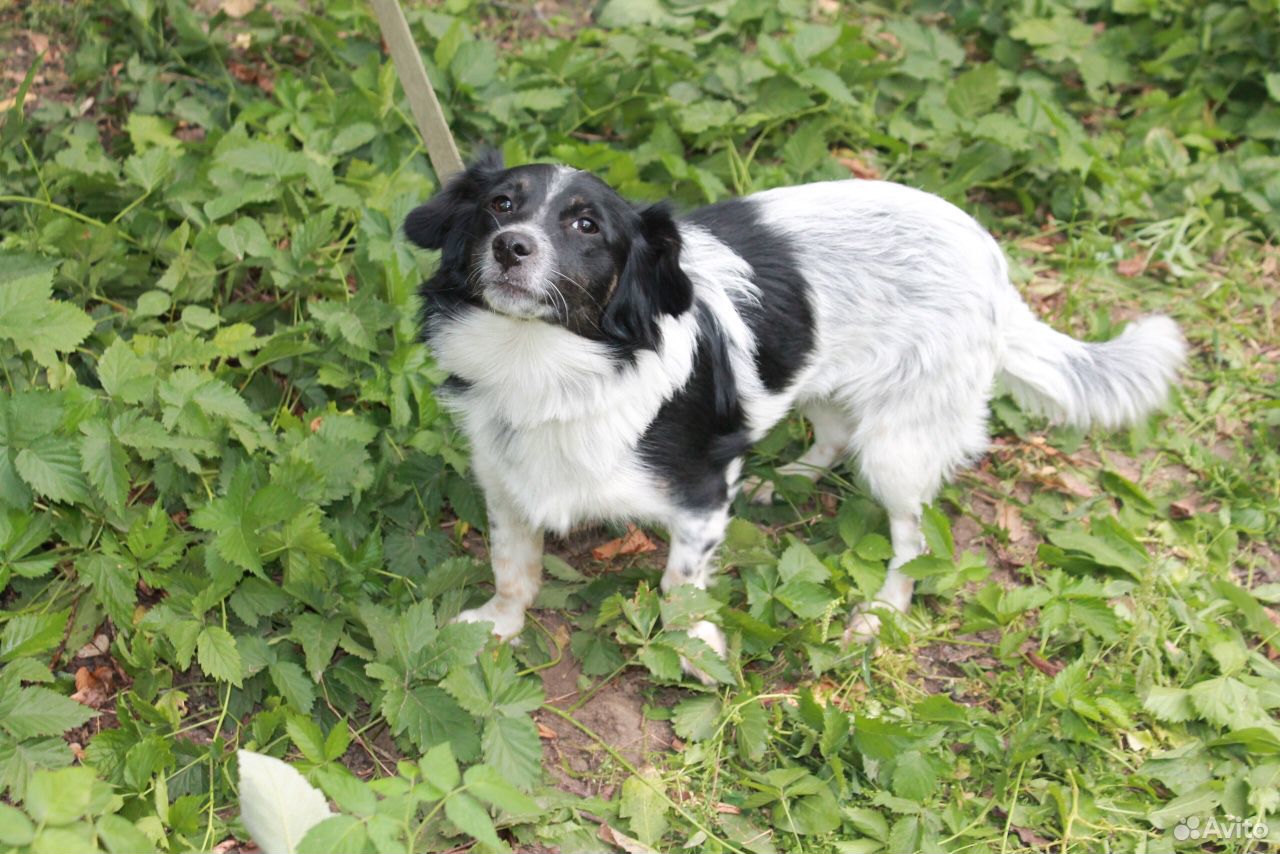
71, 665, 115, 709
1023, 650, 1063, 677
221, 0, 255, 18
1014, 825, 1052, 848
1116, 256, 1146, 277
592, 525, 657, 560
536, 721, 558, 740
75, 634, 110, 660
599, 823, 659, 854
995, 501, 1026, 543
1056, 470, 1096, 498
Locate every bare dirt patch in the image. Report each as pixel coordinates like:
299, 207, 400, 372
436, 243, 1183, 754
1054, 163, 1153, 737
533, 614, 674, 800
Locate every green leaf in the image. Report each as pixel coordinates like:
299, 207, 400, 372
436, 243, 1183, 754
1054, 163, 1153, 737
381, 684, 480, 761
190, 466, 262, 574
947, 63, 1000, 119
84, 552, 140, 628
285, 716, 326, 764
775, 579, 834, 619
672, 696, 722, 741
14, 437, 90, 505
290, 613, 342, 682
0, 803, 35, 847
463, 764, 539, 815
79, 420, 129, 513
0, 686, 95, 739
891, 751, 937, 801
620, 768, 669, 845
0, 611, 70, 662
419, 742, 460, 792
22, 766, 99, 825
197, 626, 243, 687
1189, 676, 1258, 730
735, 698, 769, 764
444, 792, 506, 853
269, 661, 315, 714
296, 815, 368, 854
481, 715, 542, 792
796, 67, 856, 105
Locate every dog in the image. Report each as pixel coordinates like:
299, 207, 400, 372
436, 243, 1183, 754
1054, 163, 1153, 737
405, 151, 1185, 681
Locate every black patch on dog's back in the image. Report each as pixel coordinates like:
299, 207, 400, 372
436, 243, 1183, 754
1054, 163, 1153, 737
638, 307, 750, 510
685, 197, 815, 392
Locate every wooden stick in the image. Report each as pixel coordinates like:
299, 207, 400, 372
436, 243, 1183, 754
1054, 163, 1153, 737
369, 0, 465, 181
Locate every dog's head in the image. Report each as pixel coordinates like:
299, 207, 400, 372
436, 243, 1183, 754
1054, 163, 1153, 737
406, 151, 692, 348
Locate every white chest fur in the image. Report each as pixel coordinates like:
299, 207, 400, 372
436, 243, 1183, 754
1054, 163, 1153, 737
430, 308, 700, 532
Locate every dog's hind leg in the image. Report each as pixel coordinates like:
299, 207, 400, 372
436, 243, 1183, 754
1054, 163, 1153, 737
454, 492, 544, 641
842, 391, 989, 642
661, 502, 732, 685
745, 401, 855, 504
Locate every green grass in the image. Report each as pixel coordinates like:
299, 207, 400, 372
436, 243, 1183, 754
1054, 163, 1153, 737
0, 0, 1277, 852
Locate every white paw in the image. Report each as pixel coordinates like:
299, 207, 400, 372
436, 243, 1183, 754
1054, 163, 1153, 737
742, 476, 776, 505
843, 606, 883, 645
680, 620, 727, 686
453, 599, 525, 641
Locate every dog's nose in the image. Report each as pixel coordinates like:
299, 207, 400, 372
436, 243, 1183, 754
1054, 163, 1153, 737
492, 232, 534, 269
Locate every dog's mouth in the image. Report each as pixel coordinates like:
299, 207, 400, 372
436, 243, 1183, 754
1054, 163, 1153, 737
480, 275, 553, 319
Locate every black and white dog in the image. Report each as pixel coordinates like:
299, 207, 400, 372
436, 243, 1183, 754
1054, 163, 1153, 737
406, 151, 1184, 679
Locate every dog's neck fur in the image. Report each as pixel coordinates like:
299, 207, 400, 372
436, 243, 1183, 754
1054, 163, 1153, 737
428, 224, 760, 431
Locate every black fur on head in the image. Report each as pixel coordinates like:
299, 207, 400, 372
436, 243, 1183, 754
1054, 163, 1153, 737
405, 153, 693, 352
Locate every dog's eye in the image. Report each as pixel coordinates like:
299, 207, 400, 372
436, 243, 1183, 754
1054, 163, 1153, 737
571, 217, 599, 235
490, 196, 513, 213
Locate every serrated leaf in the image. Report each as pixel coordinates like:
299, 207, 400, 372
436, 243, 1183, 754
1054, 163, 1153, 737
290, 613, 342, 682
891, 750, 937, 801
0, 686, 95, 739
620, 768, 668, 845
481, 715, 542, 792
672, 695, 722, 741
14, 437, 90, 505
269, 661, 315, 714
79, 420, 129, 513
197, 626, 243, 686
237, 750, 332, 854
463, 763, 539, 815
285, 716, 326, 764
382, 684, 480, 761
0, 611, 70, 662
443, 792, 506, 853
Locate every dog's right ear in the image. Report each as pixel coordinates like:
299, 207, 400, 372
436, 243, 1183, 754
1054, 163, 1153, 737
404, 149, 505, 250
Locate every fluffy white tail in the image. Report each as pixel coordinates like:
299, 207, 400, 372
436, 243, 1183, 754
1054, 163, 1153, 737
999, 305, 1186, 430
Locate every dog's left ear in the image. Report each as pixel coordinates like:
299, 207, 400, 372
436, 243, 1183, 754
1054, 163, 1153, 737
404, 149, 505, 252
602, 204, 693, 349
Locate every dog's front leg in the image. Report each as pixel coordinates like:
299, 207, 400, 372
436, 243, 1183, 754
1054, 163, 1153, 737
454, 494, 544, 641
661, 506, 729, 684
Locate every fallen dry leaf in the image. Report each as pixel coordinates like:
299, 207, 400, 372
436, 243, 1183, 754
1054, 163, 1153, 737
1056, 470, 1096, 499
221, 0, 256, 18
1014, 825, 1052, 848
1116, 256, 1147, 277
833, 147, 882, 179
599, 822, 659, 854
592, 525, 657, 560
26, 31, 51, 55
71, 665, 115, 708
0, 92, 37, 113
1023, 650, 1063, 677
536, 721, 558, 740
995, 501, 1025, 542
75, 634, 110, 660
